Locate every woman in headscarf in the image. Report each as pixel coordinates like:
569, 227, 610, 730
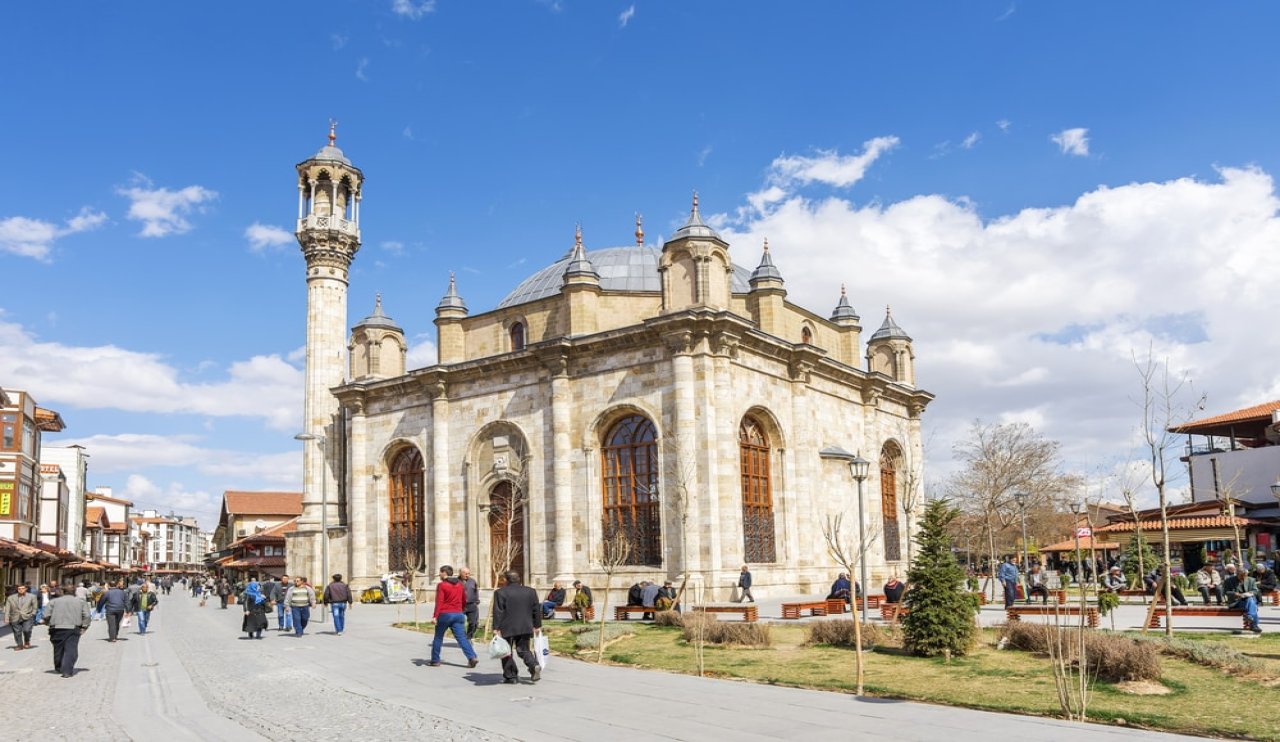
240, 580, 270, 639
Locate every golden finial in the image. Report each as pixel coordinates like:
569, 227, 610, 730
575, 222, 583, 248
635, 213, 644, 246
375, 292, 382, 310
449, 271, 456, 286
328, 119, 338, 145
763, 237, 770, 254
691, 190, 699, 214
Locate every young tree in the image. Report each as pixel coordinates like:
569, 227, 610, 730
1120, 533, 1157, 590
595, 531, 632, 664
821, 512, 883, 696
902, 499, 976, 658
1133, 349, 1203, 637
949, 421, 1082, 599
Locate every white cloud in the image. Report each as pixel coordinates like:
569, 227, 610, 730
619, 4, 636, 27
961, 131, 981, 149
997, 119, 1011, 132
996, 3, 1016, 21
245, 222, 293, 252
766, 136, 900, 190
356, 58, 370, 81
406, 334, 438, 370
0, 317, 302, 429
381, 240, 405, 254
331, 33, 348, 50
391, 0, 435, 19
117, 176, 217, 237
0, 207, 106, 260
717, 163, 1280, 495
1051, 127, 1090, 157
697, 145, 713, 167
402, 126, 415, 140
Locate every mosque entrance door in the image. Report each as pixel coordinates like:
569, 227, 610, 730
488, 481, 525, 585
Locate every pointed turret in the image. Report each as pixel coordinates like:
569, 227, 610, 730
350, 294, 406, 379
660, 192, 733, 312
830, 284, 859, 324
563, 224, 601, 336
435, 273, 468, 364
749, 238, 784, 286
562, 224, 599, 282
866, 305, 915, 385
436, 272, 468, 314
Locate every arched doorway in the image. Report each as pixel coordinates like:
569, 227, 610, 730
388, 447, 425, 572
488, 481, 525, 584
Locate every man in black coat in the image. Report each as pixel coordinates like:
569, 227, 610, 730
492, 570, 542, 684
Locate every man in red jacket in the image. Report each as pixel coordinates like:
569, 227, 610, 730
429, 565, 479, 668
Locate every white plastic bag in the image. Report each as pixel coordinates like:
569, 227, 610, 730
122, 615, 132, 629
488, 635, 511, 660
534, 633, 550, 668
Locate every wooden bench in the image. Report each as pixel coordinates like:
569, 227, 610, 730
1116, 589, 1146, 598
1146, 605, 1247, 629
781, 600, 828, 619
824, 595, 883, 614
1268, 591, 1279, 607
614, 605, 653, 620
825, 598, 847, 615
879, 602, 907, 623
692, 604, 759, 622
1006, 605, 1099, 628
553, 605, 595, 621
969, 591, 987, 606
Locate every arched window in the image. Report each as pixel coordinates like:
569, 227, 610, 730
880, 443, 902, 562
388, 447, 425, 571
740, 417, 776, 563
510, 322, 526, 351
600, 415, 661, 565
801, 326, 812, 344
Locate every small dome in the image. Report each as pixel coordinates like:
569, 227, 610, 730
436, 274, 468, 313
355, 295, 401, 331
309, 143, 352, 166
870, 307, 910, 341
830, 285, 859, 322
498, 246, 752, 309
749, 239, 783, 285
668, 193, 723, 242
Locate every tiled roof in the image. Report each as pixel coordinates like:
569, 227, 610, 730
33, 406, 65, 432
85, 507, 109, 528
1096, 515, 1255, 533
222, 491, 303, 516
228, 517, 298, 549
87, 493, 134, 506
1039, 537, 1121, 552
1169, 399, 1280, 434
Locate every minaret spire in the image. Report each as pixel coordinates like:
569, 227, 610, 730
635, 213, 644, 246
328, 119, 338, 145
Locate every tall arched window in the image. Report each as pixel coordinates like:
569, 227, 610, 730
600, 415, 660, 565
509, 322, 526, 351
740, 417, 776, 563
880, 443, 902, 562
388, 447, 425, 571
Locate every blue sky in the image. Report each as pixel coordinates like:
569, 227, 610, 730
4, 2, 1280, 528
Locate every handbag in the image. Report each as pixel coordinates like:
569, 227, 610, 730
534, 633, 550, 668
488, 635, 512, 660
122, 615, 131, 629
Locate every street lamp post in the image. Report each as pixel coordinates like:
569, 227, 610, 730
820, 446, 872, 624
1069, 500, 1085, 593
295, 432, 328, 624
1014, 492, 1029, 572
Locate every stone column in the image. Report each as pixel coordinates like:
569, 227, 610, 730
430, 382, 451, 572
665, 330, 701, 573
789, 361, 814, 568
549, 357, 574, 579
347, 398, 370, 581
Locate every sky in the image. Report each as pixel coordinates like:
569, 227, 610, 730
3, 2, 1280, 529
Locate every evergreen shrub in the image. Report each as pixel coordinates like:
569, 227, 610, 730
902, 499, 978, 657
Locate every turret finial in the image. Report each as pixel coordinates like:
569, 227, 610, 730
635, 213, 644, 246
886, 304, 892, 316
691, 190, 699, 215
328, 119, 338, 146
575, 222, 583, 248
841, 283, 847, 297
763, 237, 770, 254
375, 292, 383, 311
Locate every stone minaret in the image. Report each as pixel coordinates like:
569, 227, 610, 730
292, 123, 363, 580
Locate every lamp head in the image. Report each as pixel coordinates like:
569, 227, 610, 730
1270, 479, 1280, 501
1014, 491, 1029, 507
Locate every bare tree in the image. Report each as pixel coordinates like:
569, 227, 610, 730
658, 432, 698, 613
821, 512, 884, 696
1133, 349, 1203, 637
486, 469, 529, 588
897, 428, 932, 567
949, 421, 1082, 599
1113, 458, 1152, 594
595, 531, 632, 663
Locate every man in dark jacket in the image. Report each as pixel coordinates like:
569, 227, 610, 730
129, 583, 159, 635
459, 567, 480, 639
44, 584, 91, 678
98, 580, 130, 642
323, 574, 354, 636
492, 570, 542, 684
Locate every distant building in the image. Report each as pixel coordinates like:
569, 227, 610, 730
41, 445, 90, 561
213, 491, 303, 551
0, 387, 65, 543
86, 487, 133, 570
132, 510, 205, 574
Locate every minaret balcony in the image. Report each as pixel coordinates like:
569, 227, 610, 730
297, 214, 360, 238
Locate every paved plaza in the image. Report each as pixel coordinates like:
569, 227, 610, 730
0, 590, 1239, 741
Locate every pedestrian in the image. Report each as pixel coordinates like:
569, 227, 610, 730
285, 576, 315, 636
1195, 564, 1224, 605
271, 575, 292, 632
459, 567, 480, 639
428, 565, 479, 667
640, 580, 660, 620
217, 578, 231, 609
883, 574, 908, 604
997, 556, 1019, 609
826, 572, 852, 604
491, 570, 541, 684
240, 580, 270, 639
34, 583, 51, 624
541, 582, 566, 619
1223, 564, 1263, 633
323, 574, 353, 636
1025, 566, 1049, 604
568, 580, 593, 621
3, 583, 39, 650
738, 565, 754, 603
98, 580, 130, 642
43, 584, 91, 678
130, 582, 159, 634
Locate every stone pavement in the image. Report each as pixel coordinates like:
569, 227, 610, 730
0, 591, 1215, 741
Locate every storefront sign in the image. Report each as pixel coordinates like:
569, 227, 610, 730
0, 480, 13, 518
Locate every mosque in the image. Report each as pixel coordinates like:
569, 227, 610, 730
286, 128, 934, 599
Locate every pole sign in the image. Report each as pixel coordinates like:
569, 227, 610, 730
1076, 527, 1092, 538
